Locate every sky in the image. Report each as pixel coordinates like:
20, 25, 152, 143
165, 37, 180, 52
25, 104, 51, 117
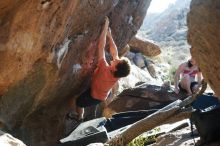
148, 0, 177, 13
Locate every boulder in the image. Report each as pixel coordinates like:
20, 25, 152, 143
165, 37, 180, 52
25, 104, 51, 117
146, 61, 157, 78
187, 0, 220, 99
129, 36, 161, 57
125, 51, 136, 63
102, 83, 185, 118
133, 53, 146, 68
119, 44, 130, 57
0, 1, 151, 146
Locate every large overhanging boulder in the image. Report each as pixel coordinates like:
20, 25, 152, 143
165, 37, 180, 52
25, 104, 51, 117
0, 0, 151, 146
187, 0, 220, 99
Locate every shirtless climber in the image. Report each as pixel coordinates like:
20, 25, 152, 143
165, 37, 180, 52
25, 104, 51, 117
74, 17, 131, 120
174, 57, 202, 95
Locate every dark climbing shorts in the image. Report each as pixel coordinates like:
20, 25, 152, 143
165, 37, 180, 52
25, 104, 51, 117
76, 88, 102, 108
179, 81, 198, 92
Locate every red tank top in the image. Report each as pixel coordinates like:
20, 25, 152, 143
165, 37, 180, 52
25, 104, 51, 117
183, 67, 199, 77
91, 59, 118, 101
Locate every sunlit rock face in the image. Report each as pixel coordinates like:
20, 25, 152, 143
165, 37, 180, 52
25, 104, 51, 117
129, 37, 161, 57
188, 0, 220, 99
0, 0, 151, 145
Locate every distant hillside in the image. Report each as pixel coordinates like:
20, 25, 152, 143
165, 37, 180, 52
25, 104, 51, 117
138, 0, 191, 48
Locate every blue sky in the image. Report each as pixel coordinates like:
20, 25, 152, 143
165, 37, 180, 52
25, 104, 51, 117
148, 0, 177, 13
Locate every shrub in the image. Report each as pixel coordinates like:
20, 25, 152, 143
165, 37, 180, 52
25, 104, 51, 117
127, 127, 161, 146
168, 65, 178, 85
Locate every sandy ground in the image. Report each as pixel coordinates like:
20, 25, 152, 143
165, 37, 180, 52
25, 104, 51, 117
151, 125, 200, 146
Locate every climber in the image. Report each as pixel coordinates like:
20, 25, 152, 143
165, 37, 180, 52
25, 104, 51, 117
174, 56, 202, 96
74, 17, 131, 120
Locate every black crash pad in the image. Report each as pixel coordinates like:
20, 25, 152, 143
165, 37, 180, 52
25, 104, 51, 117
59, 117, 108, 146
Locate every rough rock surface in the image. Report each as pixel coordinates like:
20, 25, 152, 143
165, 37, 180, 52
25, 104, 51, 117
188, 0, 220, 99
151, 125, 200, 146
0, 1, 151, 146
102, 83, 185, 118
119, 44, 130, 57
129, 36, 161, 57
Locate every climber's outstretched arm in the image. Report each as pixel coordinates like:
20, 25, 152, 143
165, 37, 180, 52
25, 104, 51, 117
107, 28, 119, 60
98, 17, 109, 61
